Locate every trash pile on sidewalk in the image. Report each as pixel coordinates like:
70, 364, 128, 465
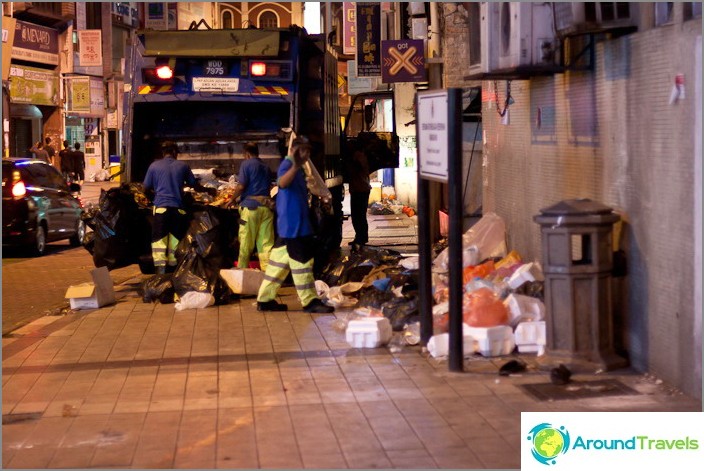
314, 212, 547, 360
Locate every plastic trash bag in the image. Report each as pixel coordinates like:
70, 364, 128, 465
141, 274, 175, 304
325, 286, 358, 308
462, 287, 509, 327
175, 291, 215, 311
381, 296, 419, 331
432, 212, 507, 273
357, 285, 395, 309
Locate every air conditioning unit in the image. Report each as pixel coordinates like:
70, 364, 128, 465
468, 2, 499, 76
554, 2, 639, 35
497, 2, 557, 70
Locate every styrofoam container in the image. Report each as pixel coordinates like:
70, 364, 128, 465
514, 321, 546, 353
504, 294, 546, 327
346, 317, 392, 348
220, 268, 264, 295
464, 325, 515, 357
507, 262, 544, 289
427, 332, 478, 358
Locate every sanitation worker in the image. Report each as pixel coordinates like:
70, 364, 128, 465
256, 136, 334, 313
229, 142, 275, 272
143, 141, 213, 274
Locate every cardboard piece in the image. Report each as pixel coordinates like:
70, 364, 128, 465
64, 267, 116, 310
220, 268, 264, 295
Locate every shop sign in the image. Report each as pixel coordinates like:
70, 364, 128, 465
347, 60, 376, 95
67, 76, 105, 117
112, 3, 139, 28
381, 39, 426, 83
145, 3, 177, 31
78, 30, 103, 67
12, 20, 59, 65
343, 2, 356, 56
9, 65, 59, 106
356, 3, 381, 77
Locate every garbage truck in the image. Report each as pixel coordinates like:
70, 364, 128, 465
121, 24, 399, 270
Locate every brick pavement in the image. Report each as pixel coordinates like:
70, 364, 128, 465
2, 203, 700, 469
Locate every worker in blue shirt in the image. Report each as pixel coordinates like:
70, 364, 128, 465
256, 136, 334, 313
229, 142, 275, 272
143, 141, 213, 274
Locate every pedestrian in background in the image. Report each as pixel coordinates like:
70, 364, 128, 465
71, 142, 86, 183
59, 140, 72, 180
346, 149, 371, 251
44, 137, 56, 167
29, 141, 49, 163
143, 141, 214, 274
256, 136, 334, 313
228, 142, 275, 272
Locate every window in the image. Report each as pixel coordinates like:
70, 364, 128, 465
258, 11, 278, 29
655, 2, 674, 26
467, 2, 480, 67
222, 10, 233, 29
683, 2, 702, 21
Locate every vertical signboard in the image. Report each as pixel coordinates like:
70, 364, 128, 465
78, 30, 102, 67
146, 3, 168, 30
356, 3, 381, 77
343, 2, 356, 56
417, 91, 449, 182
2, 17, 16, 81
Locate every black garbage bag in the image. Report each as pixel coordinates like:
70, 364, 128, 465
141, 274, 175, 304
171, 206, 238, 305
87, 184, 153, 270
357, 285, 395, 309
381, 295, 420, 331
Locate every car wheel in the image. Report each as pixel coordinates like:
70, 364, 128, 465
33, 224, 47, 256
69, 219, 86, 247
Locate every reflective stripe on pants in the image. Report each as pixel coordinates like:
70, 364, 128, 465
238, 206, 275, 272
256, 245, 317, 307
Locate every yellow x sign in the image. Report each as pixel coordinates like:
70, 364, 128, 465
388, 46, 418, 75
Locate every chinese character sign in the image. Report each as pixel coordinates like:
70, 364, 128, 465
78, 30, 102, 67
356, 3, 381, 77
343, 2, 356, 56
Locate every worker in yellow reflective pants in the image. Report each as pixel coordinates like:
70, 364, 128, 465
256, 137, 333, 313
229, 142, 275, 271
151, 207, 188, 272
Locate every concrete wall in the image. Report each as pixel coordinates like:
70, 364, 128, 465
481, 19, 702, 398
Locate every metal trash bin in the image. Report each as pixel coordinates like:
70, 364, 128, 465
534, 199, 628, 371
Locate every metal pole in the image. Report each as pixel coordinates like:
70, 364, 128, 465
417, 93, 433, 346
447, 88, 464, 372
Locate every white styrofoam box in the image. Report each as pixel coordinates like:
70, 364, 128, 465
220, 268, 264, 295
464, 325, 515, 357
504, 293, 546, 327
507, 262, 544, 289
427, 330, 479, 358
514, 321, 547, 353
64, 267, 116, 310
346, 317, 392, 348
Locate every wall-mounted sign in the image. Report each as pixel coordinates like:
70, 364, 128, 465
347, 60, 375, 95
12, 20, 59, 65
417, 90, 449, 182
67, 76, 105, 117
9, 65, 59, 106
356, 3, 381, 77
192, 77, 239, 93
112, 2, 139, 28
78, 30, 103, 67
343, 2, 356, 56
381, 39, 426, 83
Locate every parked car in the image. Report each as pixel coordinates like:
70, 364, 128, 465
2, 158, 85, 256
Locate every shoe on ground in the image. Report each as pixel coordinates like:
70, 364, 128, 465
257, 300, 288, 312
303, 299, 335, 313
